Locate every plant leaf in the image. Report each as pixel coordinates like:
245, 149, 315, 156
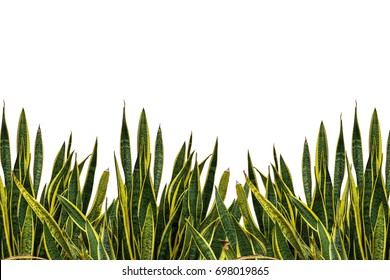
246, 174, 309, 259
13, 174, 77, 259
186, 219, 216, 260
141, 204, 155, 260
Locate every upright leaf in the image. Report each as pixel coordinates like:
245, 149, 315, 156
215, 187, 237, 256
141, 204, 155, 260
120, 105, 133, 192
385, 131, 390, 197
247, 175, 309, 259
33, 126, 43, 197
352, 104, 364, 190
186, 219, 216, 260
17, 109, 30, 164
137, 109, 150, 164
315, 122, 328, 177
1, 104, 12, 190
20, 206, 34, 256
13, 174, 77, 259
279, 155, 295, 195
333, 116, 345, 203
153, 125, 163, 195
81, 139, 98, 214
87, 169, 110, 222
201, 138, 218, 220
372, 204, 386, 260
369, 109, 382, 159
302, 138, 312, 206
58, 195, 108, 260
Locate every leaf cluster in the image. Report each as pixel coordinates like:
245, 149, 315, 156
1, 104, 389, 260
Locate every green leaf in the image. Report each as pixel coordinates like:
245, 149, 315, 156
201, 138, 218, 220
87, 169, 109, 222
247, 152, 264, 233
21, 205, 34, 256
302, 138, 312, 206
171, 142, 186, 181
33, 126, 43, 197
246, 175, 309, 259
114, 153, 133, 259
236, 182, 266, 253
315, 122, 328, 177
280, 155, 295, 195
273, 145, 279, 172
316, 221, 340, 260
352, 104, 364, 190
333, 116, 345, 203
215, 187, 237, 256
0, 178, 12, 257
232, 217, 254, 258
153, 125, 163, 195
385, 131, 390, 196
68, 158, 81, 205
141, 204, 155, 260
58, 195, 108, 260
157, 201, 182, 259
43, 223, 62, 260
311, 157, 328, 228
1, 104, 12, 190
47, 151, 74, 213
369, 162, 387, 232
199, 169, 230, 231
273, 224, 294, 260
289, 195, 323, 231
372, 204, 386, 260
14, 174, 77, 259
188, 159, 202, 225
186, 219, 216, 260
17, 108, 30, 165
120, 104, 133, 192
369, 109, 382, 159
86, 222, 108, 260
57, 195, 89, 232
138, 163, 157, 229
50, 142, 66, 181
347, 158, 366, 259
137, 109, 150, 164
81, 138, 98, 214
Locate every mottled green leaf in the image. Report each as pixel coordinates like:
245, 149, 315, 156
247, 175, 309, 259
186, 219, 216, 260
302, 138, 312, 206
153, 125, 163, 195
372, 204, 386, 260
352, 104, 364, 190
141, 204, 155, 260
14, 174, 77, 259
81, 138, 98, 214
87, 169, 109, 222
33, 126, 43, 197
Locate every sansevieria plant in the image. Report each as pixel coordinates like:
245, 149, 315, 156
244, 104, 389, 259
1, 103, 389, 260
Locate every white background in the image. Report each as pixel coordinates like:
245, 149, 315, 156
1, 1, 390, 205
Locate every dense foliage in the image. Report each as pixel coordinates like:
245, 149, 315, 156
0, 104, 389, 259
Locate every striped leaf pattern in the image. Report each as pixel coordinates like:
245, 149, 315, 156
0, 103, 389, 260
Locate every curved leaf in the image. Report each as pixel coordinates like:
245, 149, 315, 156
246, 175, 309, 259
186, 219, 216, 260
13, 174, 77, 259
